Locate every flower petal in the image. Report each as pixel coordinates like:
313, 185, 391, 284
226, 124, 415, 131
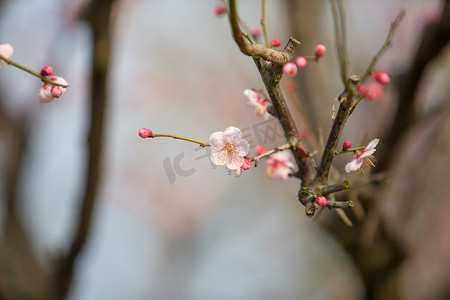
272, 167, 291, 181
235, 139, 250, 156
345, 158, 363, 173
243, 89, 260, 105
222, 126, 242, 143
209, 131, 225, 148
226, 153, 244, 170
360, 139, 379, 158
210, 148, 228, 166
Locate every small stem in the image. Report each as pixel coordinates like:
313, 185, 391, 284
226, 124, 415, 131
0, 55, 69, 88
261, 0, 270, 47
347, 95, 364, 119
243, 32, 256, 44
326, 200, 354, 209
321, 180, 350, 195
251, 142, 291, 163
335, 146, 364, 155
151, 134, 210, 147
330, 0, 349, 88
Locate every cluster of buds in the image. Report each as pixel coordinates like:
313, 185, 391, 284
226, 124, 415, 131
282, 44, 327, 79
38, 66, 68, 104
1, 43, 69, 104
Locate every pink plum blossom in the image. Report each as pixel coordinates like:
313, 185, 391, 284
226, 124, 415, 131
345, 139, 379, 173
209, 126, 250, 171
214, 4, 226, 16
0, 43, 14, 68
316, 196, 327, 207
41, 65, 54, 76
266, 151, 295, 180
255, 145, 267, 155
357, 82, 384, 101
295, 56, 307, 68
38, 76, 68, 103
251, 28, 263, 39
138, 128, 152, 138
285, 80, 297, 91
282, 62, 297, 77
315, 44, 327, 57
373, 71, 390, 84
233, 159, 251, 177
343, 140, 352, 150
243, 89, 269, 119
270, 39, 281, 47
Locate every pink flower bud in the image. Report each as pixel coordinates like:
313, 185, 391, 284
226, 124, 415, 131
373, 71, 390, 84
357, 82, 384, 101
316, 196, 327, 207
270, 39, 281, 47
295, 56, 307, 68
241, 159, 251, 170
138, 128, 152, 138
255, 145, 267, 155
251, 28, 263, 39
285, 80, 297, 91
49, 76, 68, 93
315, 44, 327, 57
214, 5, 226, 16
40, 65, 54, 76
51, 86, 62, 98
343, 140, 352, 150
282, 62, 297, 77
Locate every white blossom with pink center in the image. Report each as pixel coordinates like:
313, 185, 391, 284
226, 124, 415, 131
266, 151, 295, 180
345, 139, 379, 173
243, 89, 269, 119
209, 126, 250, 171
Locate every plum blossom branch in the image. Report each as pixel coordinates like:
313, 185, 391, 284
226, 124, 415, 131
0, 54, 69, 88
314, 9, 404, 185
250, 142, 291, 165
228, 0, 295, 65
321, 181, 350, 195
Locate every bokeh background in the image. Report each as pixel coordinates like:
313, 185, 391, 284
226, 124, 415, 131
1, 0, 449, 299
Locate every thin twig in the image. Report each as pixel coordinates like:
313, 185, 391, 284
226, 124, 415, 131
250, 142, 291, 164
261, 0, 270, 47
329, 0, 348, 88
360, 9, 405, 84
0, 55, 69, 88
